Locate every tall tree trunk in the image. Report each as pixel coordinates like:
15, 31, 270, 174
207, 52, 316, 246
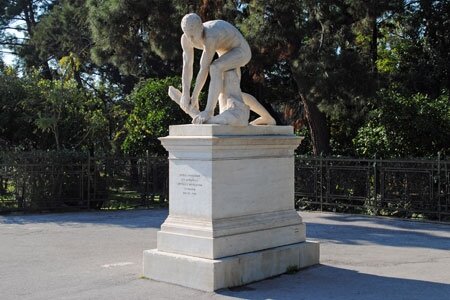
291, 63, 331, 156
370, 15, 378, 74
199, 0, 223, 21
300, 94, 331, 156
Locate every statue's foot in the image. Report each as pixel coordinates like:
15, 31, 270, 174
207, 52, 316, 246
250, 116, 276, 126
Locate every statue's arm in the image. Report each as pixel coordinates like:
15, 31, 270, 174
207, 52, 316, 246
191, 41, 215, 109
181, 34, 194, 109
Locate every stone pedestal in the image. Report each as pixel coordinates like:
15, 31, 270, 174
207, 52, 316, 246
143, 125, 319, 291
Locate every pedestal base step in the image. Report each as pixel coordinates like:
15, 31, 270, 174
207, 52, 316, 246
143, 241, 319, 291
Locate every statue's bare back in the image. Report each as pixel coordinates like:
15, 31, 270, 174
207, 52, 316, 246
201, 20, 250, 56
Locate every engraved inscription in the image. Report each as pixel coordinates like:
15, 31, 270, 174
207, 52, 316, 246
176, 173, 203, 196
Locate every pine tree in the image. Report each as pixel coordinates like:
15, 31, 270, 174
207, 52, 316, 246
238, 0, 405, 155
0, 0, 57, 77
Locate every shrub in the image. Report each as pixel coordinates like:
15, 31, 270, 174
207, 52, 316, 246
353, 89, 450, 158
122, 76, 191, 155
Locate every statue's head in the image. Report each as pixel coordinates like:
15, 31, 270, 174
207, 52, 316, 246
181, 13, 203, 42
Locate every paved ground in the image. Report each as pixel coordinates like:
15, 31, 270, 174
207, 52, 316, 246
0, 210, 449, 300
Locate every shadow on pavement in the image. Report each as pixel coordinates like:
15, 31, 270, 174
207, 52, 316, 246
218, 265, 450, 300
304, 216, 450, 251
0, 209, 168, 229
320, 213, 450, 231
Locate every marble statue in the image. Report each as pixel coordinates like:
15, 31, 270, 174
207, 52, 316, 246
144, 14, 320, 289
168, 13, 276, 126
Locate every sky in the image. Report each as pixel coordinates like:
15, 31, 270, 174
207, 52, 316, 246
1, 20, 25, 66
2, 51, 16, 65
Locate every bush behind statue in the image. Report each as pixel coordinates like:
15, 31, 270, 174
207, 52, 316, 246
122, 76, 192, 156
353, 89, 450, 158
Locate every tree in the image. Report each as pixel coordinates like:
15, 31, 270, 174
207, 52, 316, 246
29, 0, 135, 90
351, 0, 450, 158
86, 0, 186, 78
376, 0, 450, 96
346, 0, 404, 74
2, 0, 448, 158
30, 78, 107, 151
239, 1, 381, 155
353, 89, 450, 157
28, 0, 91, 85
0, 66, 111, 152
0, 0, 57, 77
85, 0, 243, 78
0, 67, 37, 149
26, 0, 142, 153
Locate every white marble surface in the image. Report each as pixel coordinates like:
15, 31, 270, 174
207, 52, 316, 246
155, 125, 306, 258
211, 157, 295, 218
143, 125, 319, 290
144, 241, 320, 291
168, 124, 294, 136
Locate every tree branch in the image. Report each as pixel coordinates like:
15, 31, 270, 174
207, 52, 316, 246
0, 26, 28, 31
0, 41, 24, 46
0, 49, 19, 55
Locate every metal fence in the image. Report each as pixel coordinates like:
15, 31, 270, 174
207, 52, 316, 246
1, 154, 449, 221
295, 156, 450, 221
0, 156, 168, 212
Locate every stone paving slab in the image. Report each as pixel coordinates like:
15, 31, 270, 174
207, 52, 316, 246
1, 210, 449, 300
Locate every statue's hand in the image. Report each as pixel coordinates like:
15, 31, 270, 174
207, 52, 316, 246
192, 110, 212, 124
180, 94, 191, 111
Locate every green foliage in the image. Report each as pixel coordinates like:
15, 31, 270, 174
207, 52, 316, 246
381, 0, 450, 96
0, 70, 35, 148
0, 0, 58, 77
122, 76, 191, 155
1, 0, 449, 158
353, 89, 450, 158
86, 0, 184, 77
237, 0, 381, 155
30, 0, 91, 65
0, 70, 109, 152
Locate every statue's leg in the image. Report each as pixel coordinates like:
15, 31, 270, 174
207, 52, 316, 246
242, 93, 276, 125
223, 69, 243, 102
207, 48, 250, 113
218, 92, 227, 114
233, 66, 276, 125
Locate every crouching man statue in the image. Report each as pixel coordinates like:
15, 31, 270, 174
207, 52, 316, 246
168, 13, 276, 126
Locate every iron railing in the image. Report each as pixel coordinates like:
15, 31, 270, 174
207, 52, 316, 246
1, 153, 449, 221
295, 156, 450, 221
0, 155, 168, 212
